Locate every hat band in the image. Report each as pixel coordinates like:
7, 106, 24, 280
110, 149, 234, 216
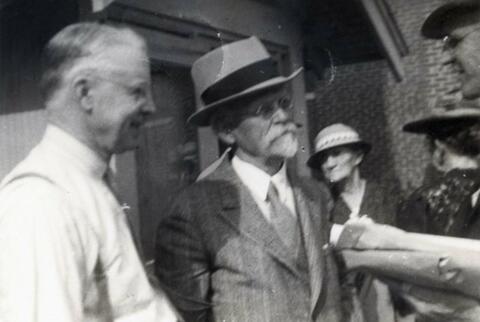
201, 58, 278, 105
315, 132, 361, 151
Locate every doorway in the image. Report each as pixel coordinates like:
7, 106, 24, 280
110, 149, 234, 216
136, 64, 200, 260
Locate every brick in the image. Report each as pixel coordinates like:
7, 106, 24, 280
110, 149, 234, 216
307, 0, 455, 198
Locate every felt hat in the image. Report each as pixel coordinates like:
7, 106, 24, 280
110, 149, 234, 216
421, 0, 480, 39
188, 36, 302, 126
307, 123, 371, 168
403, 100, 480, 138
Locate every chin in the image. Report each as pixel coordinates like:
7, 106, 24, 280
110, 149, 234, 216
326, 173, 348, 184
327, 177, 341, 184
270, 137, 299, 159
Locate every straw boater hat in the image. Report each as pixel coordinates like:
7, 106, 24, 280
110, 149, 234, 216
188, 36, 302, 126
307, 123, 371, 168
421, 0, 480, 39
403, 101, 480, 138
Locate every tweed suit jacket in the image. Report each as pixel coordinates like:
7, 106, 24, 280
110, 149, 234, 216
155, 157, 344, 322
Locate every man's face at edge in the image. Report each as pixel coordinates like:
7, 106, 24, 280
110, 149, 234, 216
442, 17, 480, 101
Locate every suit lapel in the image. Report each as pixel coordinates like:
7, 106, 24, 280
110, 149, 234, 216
207, 158, 304, 279
291, 177, 326, 315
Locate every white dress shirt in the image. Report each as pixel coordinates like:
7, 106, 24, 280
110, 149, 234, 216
0, 125, 177, 322
231, 155, 297, 221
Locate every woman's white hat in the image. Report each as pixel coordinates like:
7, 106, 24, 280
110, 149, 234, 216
307, 123, 371, 168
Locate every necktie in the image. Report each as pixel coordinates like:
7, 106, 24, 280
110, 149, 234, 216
267, 182, 301, 252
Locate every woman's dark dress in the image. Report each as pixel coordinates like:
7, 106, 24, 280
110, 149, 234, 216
330, 181, 397, 226
398, 168, 480, 238
330, 181, 398, 322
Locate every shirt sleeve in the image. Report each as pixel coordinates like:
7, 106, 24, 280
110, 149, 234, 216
0, 178, 91, 322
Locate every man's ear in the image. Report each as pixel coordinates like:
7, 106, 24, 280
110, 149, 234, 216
217, 130, 236, 146
72, 76, 94, 112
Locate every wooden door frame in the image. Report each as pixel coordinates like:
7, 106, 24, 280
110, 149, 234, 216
99, 2, 293, 171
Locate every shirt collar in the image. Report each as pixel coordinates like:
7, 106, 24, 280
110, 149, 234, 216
231, 155, 289, 201
42, 124, 108, 178
271, 162, 289, 193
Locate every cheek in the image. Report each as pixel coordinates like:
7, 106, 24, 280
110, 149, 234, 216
321, 162, 328, 173
327, 157, 351, 172
236, 122, 267, 146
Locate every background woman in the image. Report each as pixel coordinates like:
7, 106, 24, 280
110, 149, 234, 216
307, 123, 396, 225
307, 123, 397, 322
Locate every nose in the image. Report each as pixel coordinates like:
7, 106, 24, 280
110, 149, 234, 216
271, 104, 292, 123
142, 91, 156, 114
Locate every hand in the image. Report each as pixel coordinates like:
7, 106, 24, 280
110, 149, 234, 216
340, 217, 404, 250
345, 214, 374, 225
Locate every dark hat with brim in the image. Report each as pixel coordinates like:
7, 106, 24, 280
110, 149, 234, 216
188, 36, 302, 127
403, 103, 480, 138
421, 0, 480, 39
307, 123, 371, 168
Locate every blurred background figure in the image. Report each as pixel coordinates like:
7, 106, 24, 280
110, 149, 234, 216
308, 123, 396, 225
399, 103, 480, 239
307, 123, 396, 322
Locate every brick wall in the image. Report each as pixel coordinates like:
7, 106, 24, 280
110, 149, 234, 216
307, 0, 458, 197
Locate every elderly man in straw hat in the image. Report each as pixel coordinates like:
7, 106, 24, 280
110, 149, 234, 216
154, 36, 344, 321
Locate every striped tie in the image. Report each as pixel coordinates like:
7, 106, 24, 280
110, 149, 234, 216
267, 182, 301, 252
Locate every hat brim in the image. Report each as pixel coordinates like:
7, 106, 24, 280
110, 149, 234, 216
188, 67, 303, 126
306, 141, 371, 169
421, 0, 480, 39
403, 114, 480, 136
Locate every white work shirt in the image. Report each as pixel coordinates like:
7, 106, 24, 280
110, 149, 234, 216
231, 155, 297, 220
0, 125, 177, 322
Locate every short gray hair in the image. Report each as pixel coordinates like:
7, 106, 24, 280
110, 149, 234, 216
40, 22, 145, 103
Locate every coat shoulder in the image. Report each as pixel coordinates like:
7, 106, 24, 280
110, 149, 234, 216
166, 177, 233, 221
296, 176, 333, 203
